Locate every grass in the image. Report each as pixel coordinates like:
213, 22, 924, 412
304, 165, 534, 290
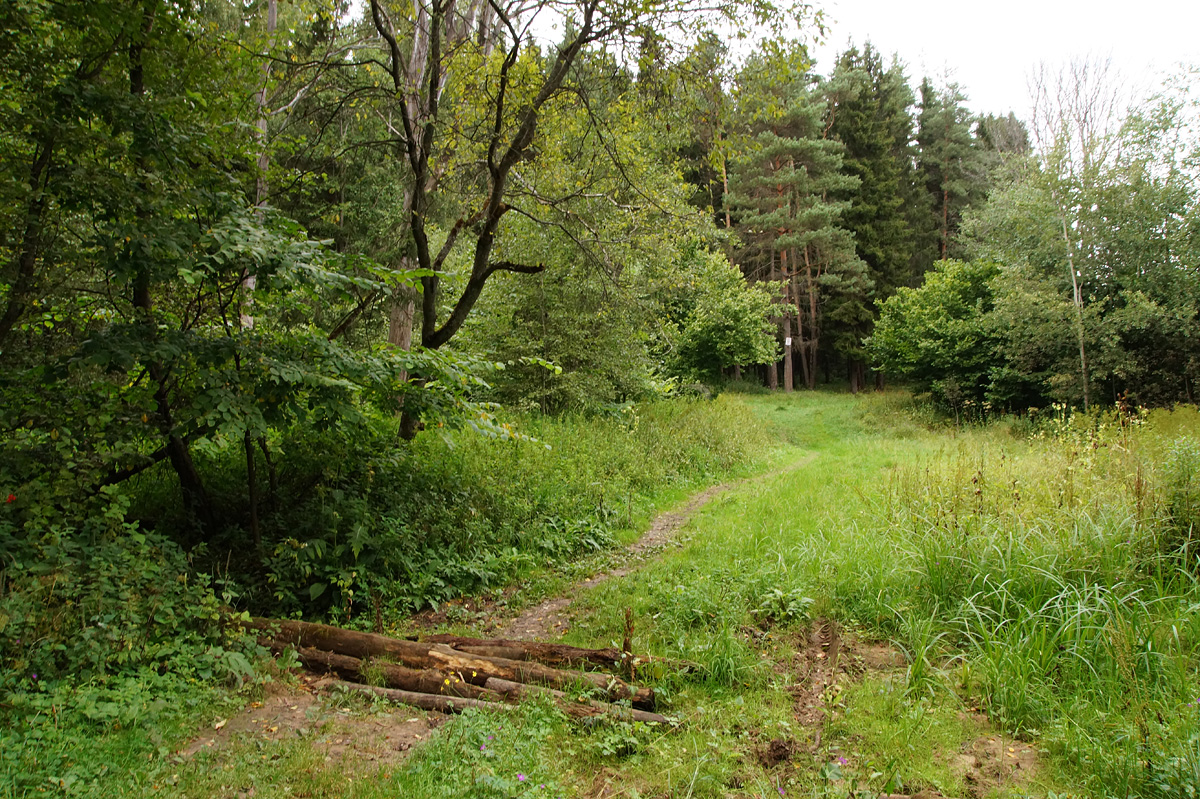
7, 390, 1200, 797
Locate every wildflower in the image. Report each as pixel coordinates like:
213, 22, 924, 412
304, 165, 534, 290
480, 745, 486, 751
837, 756, 848, 765
5, 494, 13, 503
518, 774, 527, 782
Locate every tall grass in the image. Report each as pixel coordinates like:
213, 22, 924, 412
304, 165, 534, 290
567, 393, 1200, 797
809, 399, 1200, 797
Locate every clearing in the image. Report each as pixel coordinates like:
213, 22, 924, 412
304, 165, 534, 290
162, 390, 1197, 798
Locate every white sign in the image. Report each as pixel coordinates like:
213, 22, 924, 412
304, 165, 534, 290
785, 337, 792, 346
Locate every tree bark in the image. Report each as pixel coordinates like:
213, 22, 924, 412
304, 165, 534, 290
292, 646, 500, 700
324, 679, 511, 714
421, 634, 695, 673
482, 677, 669, 724
781, 250, 793, 393
388, 281, 418, 381
249, 618, 655, 708
803, 247, 820, 389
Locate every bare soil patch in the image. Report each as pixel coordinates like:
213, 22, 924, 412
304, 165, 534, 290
178, 674, 443, 767
781, 619, 1040, 799
786, 618, 905, 750
950, 733, 1039, 799
758, 736, 800, 769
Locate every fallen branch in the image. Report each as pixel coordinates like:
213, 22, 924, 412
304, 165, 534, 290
421, 634, 696, 674
482, 677, 671, 724
321, 679, 512, 714
290, 646, 500, 701
246, 617, 655, 709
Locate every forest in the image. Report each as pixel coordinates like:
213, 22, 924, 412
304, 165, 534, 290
1, 0, 1199, 796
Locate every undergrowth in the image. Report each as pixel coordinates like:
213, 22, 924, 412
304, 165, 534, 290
0, 394, 772, 797
220, 395, 773, 619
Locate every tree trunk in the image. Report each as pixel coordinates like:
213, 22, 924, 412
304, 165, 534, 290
292, 646, 500, 700
781, 317, 794, 393
421, 634, 695, 673
388, 280, 417, 380
241, 0, 277, 329
325, 680, 511, 715
482, 677, 669, 724
1059, 213, 1090, 410
781, 250, 793, 392
250, 618, 655, 708
804, 248, 820, 390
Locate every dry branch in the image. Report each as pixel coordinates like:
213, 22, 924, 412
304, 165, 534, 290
291, 646, 499, 701
482, 677, 670, 724
322, 679, 512, 714
420, 634, 696, 673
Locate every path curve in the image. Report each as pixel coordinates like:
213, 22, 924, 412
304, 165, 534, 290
498, 483, 734, 640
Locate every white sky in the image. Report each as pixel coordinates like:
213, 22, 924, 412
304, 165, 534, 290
807, 0, 1199, 120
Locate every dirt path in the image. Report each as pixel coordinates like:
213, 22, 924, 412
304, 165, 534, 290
499, 452, 818, 640
498, 483, 735, 640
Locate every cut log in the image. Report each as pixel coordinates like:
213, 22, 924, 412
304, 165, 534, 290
321, 679, 511, 715
421, 634, 696, 673
482, 677, 671, 725
290, 646, 500, 702
247, 618, 655, 709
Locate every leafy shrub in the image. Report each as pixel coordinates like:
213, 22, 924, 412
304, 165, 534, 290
0, 494, 230, 690
187, 394, 774, 619
0, 491, 260, 797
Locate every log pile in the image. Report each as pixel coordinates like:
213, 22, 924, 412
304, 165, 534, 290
246, 618, 671, 724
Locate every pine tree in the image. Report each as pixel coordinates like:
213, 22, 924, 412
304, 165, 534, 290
728, 42, 868, 390
825, 44, 917, 300
915, 78, 987, 267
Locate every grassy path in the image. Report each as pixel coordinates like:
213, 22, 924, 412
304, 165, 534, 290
114, 391, 1200, 798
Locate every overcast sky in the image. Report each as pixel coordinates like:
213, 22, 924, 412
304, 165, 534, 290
806, 0, 1199, 119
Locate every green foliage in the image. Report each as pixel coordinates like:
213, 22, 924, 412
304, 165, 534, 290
0, 494, 261, 797
959, 74, 1200, 409
669, 249, 780, 380
914, 78, 989, 266
868, 259, 1000, 413
727, 41, 868, 385
826, 44, 917, 300
392, 701, 569, 798
226, 395, 772, 617
0, 494, 232, 689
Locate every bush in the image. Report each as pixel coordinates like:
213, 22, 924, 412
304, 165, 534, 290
194, 395, 775, 619
0, 494, 229, 690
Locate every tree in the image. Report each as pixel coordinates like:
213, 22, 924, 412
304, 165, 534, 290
915, 77, 987, 265
359, 0, 798, 432
0, 0, 492, 542
727, 41, 866, 390
868, 259, 1000, 417
957, 64, 1199, 408
668, 249, 780, 382
826, 44, 916, 298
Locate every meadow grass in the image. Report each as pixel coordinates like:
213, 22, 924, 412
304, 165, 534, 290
557, 391, 1200, 797
10, 390, 1200, 798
